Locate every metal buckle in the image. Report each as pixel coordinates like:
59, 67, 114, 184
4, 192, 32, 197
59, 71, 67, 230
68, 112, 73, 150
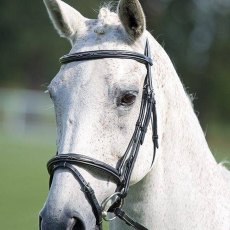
101, 192, 123, 222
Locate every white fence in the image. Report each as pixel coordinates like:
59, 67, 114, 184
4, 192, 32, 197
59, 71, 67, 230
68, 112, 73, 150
0, 88, 56, 136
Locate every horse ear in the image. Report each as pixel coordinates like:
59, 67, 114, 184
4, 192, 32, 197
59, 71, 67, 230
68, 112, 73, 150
43, 0, 85, 43
118, 0, 146, 40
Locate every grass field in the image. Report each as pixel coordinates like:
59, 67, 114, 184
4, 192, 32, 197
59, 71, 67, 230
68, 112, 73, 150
0, 122, 229, 229
0, 132, 55, 229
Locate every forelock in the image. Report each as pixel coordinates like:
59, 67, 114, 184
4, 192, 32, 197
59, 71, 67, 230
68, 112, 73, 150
98, 7, 120, 25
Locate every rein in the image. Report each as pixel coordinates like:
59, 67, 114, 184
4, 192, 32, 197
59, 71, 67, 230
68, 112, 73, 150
47, 39, 158, 230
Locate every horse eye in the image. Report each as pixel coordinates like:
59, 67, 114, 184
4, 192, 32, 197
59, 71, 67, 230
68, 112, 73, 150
119, 93, 137, 106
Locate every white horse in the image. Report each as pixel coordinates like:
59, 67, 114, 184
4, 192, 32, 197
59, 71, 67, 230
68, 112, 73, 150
39, 0, 230, 229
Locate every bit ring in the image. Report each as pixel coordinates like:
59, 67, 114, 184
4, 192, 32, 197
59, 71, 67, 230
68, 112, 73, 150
101, 192, 123, 222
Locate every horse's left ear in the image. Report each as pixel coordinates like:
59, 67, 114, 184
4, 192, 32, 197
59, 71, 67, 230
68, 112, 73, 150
118, 0, 146, 40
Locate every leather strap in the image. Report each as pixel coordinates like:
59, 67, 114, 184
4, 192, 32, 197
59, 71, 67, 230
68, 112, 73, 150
114, 208, 148, 230
115, 39, 158, 198
60, 50, 153, 66
47, 153, 121, 182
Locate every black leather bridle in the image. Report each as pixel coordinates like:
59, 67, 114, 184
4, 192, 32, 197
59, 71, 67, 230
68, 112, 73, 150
46, 39, 158, 230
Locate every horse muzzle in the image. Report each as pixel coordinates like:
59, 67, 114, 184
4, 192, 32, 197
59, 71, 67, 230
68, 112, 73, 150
39, 207, 86, 230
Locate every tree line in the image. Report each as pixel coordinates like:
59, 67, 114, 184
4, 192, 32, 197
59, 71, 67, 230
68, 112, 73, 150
0, 0, 229, 123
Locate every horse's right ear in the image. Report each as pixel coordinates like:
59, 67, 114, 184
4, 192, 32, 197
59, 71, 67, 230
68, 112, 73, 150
43, 0, 85, 43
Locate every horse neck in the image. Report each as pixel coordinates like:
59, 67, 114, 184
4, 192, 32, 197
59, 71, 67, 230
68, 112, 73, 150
115, 35, 230, 229
150, 33, 217, 176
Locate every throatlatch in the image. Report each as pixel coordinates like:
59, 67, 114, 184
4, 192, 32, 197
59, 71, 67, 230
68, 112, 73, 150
47, 39, 158, 230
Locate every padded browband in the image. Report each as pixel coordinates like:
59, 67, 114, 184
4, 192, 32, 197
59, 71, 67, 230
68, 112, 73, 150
60, 50, 153, 66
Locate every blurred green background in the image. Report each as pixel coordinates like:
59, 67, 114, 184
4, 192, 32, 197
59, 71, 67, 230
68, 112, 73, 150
0, 0, 229, 229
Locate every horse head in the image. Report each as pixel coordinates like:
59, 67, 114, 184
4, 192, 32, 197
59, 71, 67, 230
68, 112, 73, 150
39, 0, 157, 229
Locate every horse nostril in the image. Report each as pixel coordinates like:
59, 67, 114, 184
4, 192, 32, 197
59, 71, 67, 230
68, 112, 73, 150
72, 217, 85, 230
39, 208, 86, 230
39, 215, 42, 230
